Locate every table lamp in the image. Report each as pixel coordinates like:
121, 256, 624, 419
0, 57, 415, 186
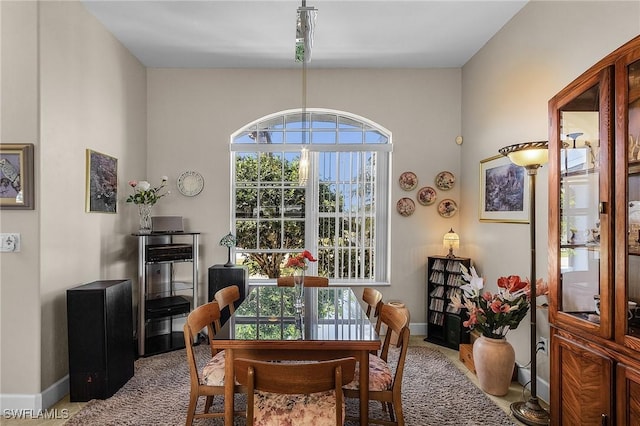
443, 228, 459, 259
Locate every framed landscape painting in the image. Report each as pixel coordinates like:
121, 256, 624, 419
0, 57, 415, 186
86, 149, 117, 213
0, 143, 35, 210
479, 154, 529, 223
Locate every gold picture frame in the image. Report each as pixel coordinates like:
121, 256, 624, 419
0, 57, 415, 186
479, 154, 529, 223
86, 149, 118, 213
0, 143, 35, 210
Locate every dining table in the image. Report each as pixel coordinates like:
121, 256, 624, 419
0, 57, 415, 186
211, 285, 381, 425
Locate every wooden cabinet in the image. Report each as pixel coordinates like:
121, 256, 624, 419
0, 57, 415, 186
134, 232, 199, 357
551, 331, 614, 425
549, 35, 640, 425
425, 255, 471, 350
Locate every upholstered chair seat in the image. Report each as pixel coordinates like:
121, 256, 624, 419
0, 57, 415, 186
343, 353, 393, 392
201, 350, 227, 386
251, 389, 343, 426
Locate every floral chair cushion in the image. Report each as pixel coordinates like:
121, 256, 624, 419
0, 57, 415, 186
252, 390, 344, 426
201, 350, 227, 386
343, 353, 392, 391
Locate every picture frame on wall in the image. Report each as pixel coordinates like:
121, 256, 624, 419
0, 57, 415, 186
0, 143, 35, 210
479, 154, 529, 223
86, 149, 118, 213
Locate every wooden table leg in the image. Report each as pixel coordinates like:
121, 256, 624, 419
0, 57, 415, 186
224, 348, 234, 426
359, 349, 369, 425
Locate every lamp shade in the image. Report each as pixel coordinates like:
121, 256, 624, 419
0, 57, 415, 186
498, 141, 549, 167
443, 228, 459, 249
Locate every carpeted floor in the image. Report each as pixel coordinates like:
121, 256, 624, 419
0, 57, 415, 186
65, 344, 516, 425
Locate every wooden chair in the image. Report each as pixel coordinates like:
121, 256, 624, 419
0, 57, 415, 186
343, 303, 410, 426
234, 357, 356, 426
362, 287, 384, 334
276, 275, 329, 287
183, 301, 244, 425
214, 284, 240, 319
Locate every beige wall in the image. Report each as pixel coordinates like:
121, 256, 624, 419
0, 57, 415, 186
460, 0, 640, 401
1, 0, 41, 398
147, 67, 464, 322
1, 0, 146, 408
2, 0, 640, 410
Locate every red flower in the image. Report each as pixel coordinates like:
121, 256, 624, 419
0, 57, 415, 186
285, 250, 317, 270
497, 275, 527, 293
302, 250, 317, 262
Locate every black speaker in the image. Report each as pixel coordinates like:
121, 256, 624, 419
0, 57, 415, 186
208, 265, 248, 326
67, 280, 134, 402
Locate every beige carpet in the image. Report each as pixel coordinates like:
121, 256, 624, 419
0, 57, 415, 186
65, 344, 516, 425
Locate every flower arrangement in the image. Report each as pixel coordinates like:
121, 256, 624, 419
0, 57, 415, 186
285, 250, 317, 270
450, 264, 548, 339
126, 177, 169, 205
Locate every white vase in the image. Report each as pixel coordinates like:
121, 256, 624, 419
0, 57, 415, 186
472, 335, 515, 396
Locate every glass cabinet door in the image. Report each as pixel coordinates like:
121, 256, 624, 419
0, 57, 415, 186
621, 52, 640, 347
551, 67, 613, 338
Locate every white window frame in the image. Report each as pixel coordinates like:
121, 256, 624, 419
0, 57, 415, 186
230, 108, 392, 285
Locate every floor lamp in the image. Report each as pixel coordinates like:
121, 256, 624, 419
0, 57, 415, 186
499, 141, 550, 426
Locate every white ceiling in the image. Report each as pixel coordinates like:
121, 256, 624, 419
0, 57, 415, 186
81, 0, 528, 69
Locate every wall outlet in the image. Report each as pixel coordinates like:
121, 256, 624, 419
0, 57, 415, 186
538, 337, 548, 356
0, 233, 21, 252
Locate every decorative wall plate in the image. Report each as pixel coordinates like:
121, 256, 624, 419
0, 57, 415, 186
438, 199, 458, 218
399, 171, 418, 191
417, 186, 437, 206
177, 170, 204, 196
435, 171, 455, 190
397, 197, 416, 217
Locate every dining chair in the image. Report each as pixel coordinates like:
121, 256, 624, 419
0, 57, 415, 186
362, 287, 384, 334
276, 275, 329, 287
343, 302, 410, 426
214, 284, 240, 319
234, 357, 356, 426
183, 301, 245, 425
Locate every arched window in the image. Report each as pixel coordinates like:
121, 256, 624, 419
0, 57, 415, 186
231, 108, 392, 284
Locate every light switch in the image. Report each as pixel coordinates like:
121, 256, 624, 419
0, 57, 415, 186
0, 233, 21, 252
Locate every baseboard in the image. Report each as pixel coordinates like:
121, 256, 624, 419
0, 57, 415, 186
411, 322, 427, 337
516, 364, 549, 404
0, 374, 68, 411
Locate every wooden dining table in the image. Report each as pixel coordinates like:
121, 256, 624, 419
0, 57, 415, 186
211, 285, 381, 425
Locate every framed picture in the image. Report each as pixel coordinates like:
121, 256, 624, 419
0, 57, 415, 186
479, 154, 529, 223
86, 149, 118, 213
0, 143, 35, 210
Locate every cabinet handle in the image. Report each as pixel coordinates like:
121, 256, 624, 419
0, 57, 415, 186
601, 413, 607, 425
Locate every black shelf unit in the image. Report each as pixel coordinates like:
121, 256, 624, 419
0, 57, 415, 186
134, 232, 199, 357
425, 255, 471, 350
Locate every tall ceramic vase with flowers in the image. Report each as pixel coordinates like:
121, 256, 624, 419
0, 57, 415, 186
126, 177, 169, 234
450, 265, 548, 396
285, 250, 317, 309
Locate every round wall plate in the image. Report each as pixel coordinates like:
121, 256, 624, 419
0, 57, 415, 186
177, 171, 204, 197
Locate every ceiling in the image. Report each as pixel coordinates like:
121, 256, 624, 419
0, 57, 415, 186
81, 0, 528, 69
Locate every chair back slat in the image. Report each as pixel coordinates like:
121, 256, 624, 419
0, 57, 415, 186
214, 285, 240, 316
277, 275, 329, 287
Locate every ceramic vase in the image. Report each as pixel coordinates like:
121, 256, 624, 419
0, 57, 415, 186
138, 203, 153, 234
472, 335, 515, 396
